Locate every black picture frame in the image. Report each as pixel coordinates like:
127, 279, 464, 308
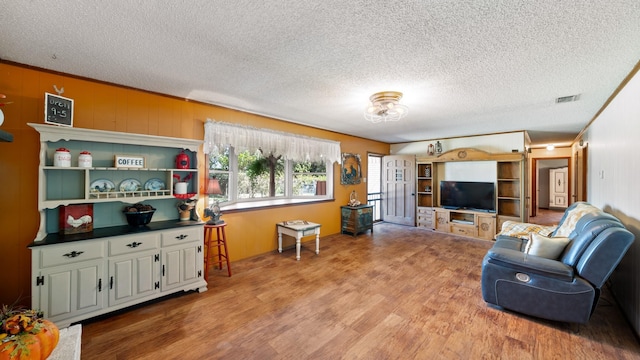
45, 92, 74, 127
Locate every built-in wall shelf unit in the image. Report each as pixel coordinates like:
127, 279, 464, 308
416, 148, 526, 240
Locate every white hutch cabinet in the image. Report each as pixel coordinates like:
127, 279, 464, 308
28, 123, 207, 328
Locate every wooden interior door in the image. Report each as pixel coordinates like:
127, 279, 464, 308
549, 167, 569, 208
381, 155, 415, 225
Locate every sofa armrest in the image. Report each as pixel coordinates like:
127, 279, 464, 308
486, 247, 574, 281
493, 235, 526, 251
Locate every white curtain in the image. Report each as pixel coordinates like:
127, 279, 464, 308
203, 119, 341, 163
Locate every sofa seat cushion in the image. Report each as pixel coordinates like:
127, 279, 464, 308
525, 232, 571, 259
497, 220, 556, 240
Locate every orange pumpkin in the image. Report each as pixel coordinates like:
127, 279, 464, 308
0, 319, 59, 360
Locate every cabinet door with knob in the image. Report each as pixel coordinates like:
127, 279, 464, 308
161, 227, 204, 292
38, 260, 105, 323
108, 233, 161, 306
32, 240, 106, 324
108, 251, 159, 306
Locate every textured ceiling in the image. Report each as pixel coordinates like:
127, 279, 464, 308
1, 1, 640, 146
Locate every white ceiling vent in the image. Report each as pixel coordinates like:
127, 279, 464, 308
556, 94, 581, 104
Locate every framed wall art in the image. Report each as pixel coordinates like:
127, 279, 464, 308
59, 203, 93, 235
341, 153, 362, 185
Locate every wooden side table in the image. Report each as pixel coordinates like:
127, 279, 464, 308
204, 222, 231, 280
276, 220, 321, 260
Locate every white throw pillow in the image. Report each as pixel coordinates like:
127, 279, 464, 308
525, 232, 571, 259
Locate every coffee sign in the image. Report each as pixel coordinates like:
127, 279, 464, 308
44, 93, 74, 127
115, 155, 145, 168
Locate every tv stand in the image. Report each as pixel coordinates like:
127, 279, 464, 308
434, 207, 496, 241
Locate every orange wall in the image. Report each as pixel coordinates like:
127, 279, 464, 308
0, 62, 389, 307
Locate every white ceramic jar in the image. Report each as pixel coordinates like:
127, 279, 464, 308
54, 148, 71, 167
78, 151, 92, 168
174, 182, 188, 194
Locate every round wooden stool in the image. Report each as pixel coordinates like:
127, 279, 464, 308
204, 222, 231, 280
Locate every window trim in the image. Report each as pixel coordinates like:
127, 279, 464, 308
220, 197, 335, 213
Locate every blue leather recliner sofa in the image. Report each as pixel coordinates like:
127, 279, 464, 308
481, 202, 634, 323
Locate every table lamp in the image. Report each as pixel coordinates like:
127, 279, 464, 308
204, 178, 224, 224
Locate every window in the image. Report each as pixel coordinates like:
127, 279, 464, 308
208, 146, 231, 204
209, 146, 332, 207
237, 149, 285, 199
292, 160, 327, 196
203, 120, 339, 208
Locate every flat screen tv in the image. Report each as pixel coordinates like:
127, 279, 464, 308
440, 181, 496, 212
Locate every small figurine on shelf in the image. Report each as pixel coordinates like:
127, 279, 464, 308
204, 202, 224, 225
348, 190, 361, 207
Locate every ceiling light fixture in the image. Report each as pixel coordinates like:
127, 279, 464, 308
364, 91, 408, 123
546, 145, 555, 151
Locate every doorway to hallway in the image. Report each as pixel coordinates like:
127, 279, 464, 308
532, 157, 570, 217
367, 154, 383, 222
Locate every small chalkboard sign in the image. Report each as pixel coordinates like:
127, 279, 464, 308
44, 92, 74, 127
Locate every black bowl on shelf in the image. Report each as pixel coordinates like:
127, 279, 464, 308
123, 209, 156, 226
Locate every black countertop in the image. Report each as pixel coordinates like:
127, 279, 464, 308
29, 220, 204, 247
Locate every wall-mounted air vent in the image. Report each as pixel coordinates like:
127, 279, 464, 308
556, 94, 580, 103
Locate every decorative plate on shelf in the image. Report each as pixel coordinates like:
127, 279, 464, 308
90, 179, 115, 193
119, 178, 142, 192
144, 178, 166, 191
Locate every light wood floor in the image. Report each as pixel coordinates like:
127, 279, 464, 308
81, 223, 640, 359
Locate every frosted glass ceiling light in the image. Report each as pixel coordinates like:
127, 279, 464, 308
364, 91, 408, 123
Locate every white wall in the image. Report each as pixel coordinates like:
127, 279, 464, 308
444, 161, 497, 183
585, 67, 640, 336
390, 131, 526, 156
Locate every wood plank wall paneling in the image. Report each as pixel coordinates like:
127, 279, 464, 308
0, 61, 389, 307
586, 67, 640, 337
